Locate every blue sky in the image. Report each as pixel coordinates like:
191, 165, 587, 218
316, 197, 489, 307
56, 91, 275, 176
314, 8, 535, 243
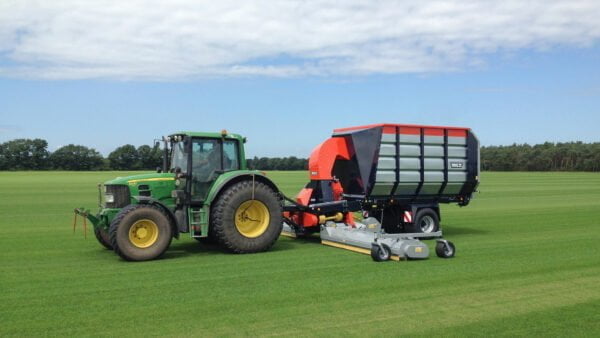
1, 1, 599, 157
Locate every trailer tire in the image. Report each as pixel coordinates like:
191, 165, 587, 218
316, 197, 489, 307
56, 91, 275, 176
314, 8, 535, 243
212, 180, 282, 253
413, 208, 440, 234
371, 243, 391, 262
109, 204, 173, 261
435, 240, 455, 258
94, 227, 112, 250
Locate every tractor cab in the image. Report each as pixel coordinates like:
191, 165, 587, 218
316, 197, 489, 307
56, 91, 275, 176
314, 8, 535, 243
167, 131, 245, 202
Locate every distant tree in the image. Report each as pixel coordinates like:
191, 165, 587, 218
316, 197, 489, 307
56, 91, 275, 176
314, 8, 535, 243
0, 143, 6, 170
481, 142, 600, 172
137, 144, 162, 170
0, 138, 49, 170
108, 144, 139, 170
247, 156, 259, 169
50, 144, 104, 170
246, 156, 308, 170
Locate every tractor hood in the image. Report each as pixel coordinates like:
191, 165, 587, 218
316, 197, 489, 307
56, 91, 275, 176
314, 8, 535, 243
104, 172, 176, 186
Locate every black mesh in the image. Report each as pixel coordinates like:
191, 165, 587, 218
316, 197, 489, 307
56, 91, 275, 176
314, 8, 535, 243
106, 185, 130, 208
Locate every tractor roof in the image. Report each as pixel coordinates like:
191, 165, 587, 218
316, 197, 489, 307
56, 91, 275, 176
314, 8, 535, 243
170, 131, 244, 140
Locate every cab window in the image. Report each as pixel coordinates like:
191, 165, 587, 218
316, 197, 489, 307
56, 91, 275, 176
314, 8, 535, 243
191, 139, 221, 182
223, 140, 239, 170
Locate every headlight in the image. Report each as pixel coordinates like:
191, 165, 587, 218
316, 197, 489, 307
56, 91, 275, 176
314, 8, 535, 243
105, 193, 114, 203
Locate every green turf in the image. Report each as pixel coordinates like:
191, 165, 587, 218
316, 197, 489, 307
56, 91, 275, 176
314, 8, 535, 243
1, 171, 599, 336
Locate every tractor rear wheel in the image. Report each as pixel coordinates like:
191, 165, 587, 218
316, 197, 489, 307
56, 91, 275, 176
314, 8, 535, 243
94, 227, 112, 250
212, 180, 282, 253
109, 205, 173, 261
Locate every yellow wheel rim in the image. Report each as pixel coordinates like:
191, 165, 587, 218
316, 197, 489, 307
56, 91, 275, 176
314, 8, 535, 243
234, 200, 270, 238
128, 219, 159, 248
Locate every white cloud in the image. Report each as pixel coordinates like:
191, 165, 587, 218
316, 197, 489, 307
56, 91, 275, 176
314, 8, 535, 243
0, 0, 598, 80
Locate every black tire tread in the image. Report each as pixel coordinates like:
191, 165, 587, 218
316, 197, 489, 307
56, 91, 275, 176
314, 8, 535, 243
212, 181, 282, 254
109, 204, 173, 261
435, 241, 456, 258
371, 243, 391, 262
94, 226, 112, 250
413, 208, 440, 234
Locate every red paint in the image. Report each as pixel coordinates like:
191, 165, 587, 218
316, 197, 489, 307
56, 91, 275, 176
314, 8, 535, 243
399, 127, 420, 135
295, 188, 313, 205
345, 212, 355, 226
424, 128, 444, 136
331, 180, 344, 201
448, 129, 467, 137
382, 125, 396, 134
308, 137, 353, 180
290, 212, 319, 228
333, 123, 469, 138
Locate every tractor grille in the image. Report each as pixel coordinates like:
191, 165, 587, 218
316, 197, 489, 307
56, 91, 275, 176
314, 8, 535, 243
106, 185, 130, 208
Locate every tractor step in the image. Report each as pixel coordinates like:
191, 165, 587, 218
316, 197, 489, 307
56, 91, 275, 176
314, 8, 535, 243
189, 208, 207, 238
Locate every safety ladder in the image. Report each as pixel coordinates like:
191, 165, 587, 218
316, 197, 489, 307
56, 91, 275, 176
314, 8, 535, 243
189, 207, 206, 238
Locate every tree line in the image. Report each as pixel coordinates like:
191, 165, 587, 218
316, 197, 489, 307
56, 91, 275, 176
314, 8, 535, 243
247, 157, 308, 170
481, 142, 600, 171
1, 138, 599, 171
0, 139, 163, 170
0, 138, 308, 171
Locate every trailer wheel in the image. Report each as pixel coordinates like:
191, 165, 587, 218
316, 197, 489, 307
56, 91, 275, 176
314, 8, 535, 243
212, 180, 283, 253
93, 227, 112, 250
413, 208, 440, 234
435, 240, 455, 258
371, 243, 391, 262
109, 204, 173, 261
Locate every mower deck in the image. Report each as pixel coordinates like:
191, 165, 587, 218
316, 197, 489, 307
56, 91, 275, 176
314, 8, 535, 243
282, 218, 454, 261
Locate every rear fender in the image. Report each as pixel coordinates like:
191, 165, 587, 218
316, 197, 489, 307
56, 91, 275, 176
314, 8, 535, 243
204, 171, 280, 207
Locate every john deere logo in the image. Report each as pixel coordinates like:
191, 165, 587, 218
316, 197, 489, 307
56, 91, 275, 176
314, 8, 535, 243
450, 162, 463, 169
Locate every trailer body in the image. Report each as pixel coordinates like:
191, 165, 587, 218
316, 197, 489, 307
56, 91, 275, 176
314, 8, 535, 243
285, 123, 479, 236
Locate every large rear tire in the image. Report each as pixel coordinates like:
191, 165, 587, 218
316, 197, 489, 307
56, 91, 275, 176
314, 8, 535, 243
94, 227, 113, 250
109, 205, 173, 261
212, 181, 282, 253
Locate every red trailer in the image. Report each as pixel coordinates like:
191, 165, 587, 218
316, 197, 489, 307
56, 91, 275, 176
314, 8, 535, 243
283, 123, 480, 261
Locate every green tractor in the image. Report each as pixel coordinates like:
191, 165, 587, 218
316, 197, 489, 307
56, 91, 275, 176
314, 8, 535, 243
76, 130, 283, 261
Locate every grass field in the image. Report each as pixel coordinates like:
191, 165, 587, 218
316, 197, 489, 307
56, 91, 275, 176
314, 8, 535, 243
1, 171, 599, 336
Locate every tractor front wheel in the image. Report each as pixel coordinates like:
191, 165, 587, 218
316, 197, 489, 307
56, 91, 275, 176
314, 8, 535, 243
212, 180, 282, 253
94, 227, 112, 250
109, 205, 173, 261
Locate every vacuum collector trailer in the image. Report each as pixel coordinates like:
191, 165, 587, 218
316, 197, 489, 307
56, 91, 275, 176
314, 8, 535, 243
283, 123, 480, 261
